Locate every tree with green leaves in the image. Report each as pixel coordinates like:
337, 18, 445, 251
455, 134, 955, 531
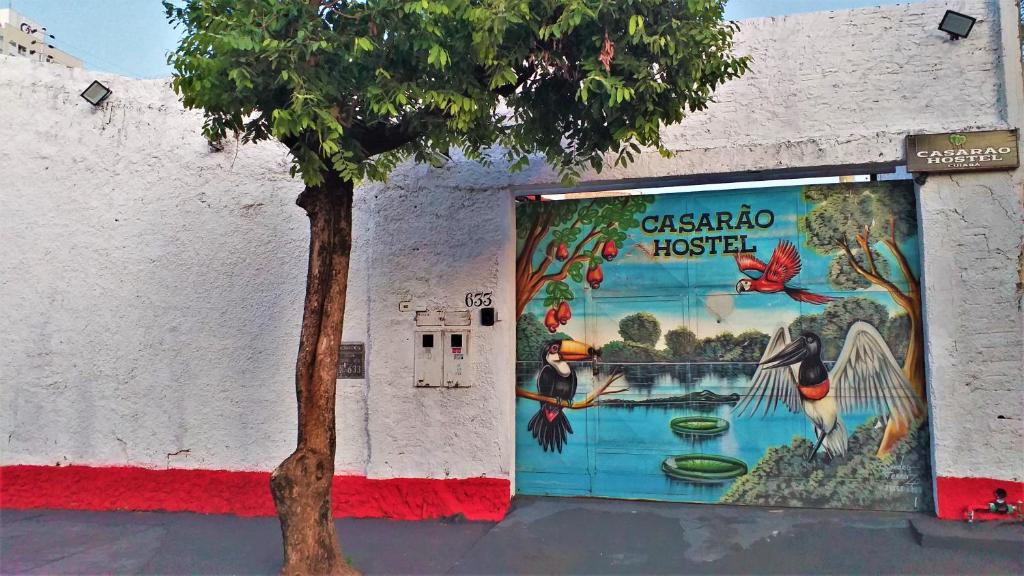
788, 302, 908, 363
697, 330, 767, 362
800, 182, 923, 457
166, 0, 747, 572
820, 297, 889, 359
664, 326, 699, 360
516, 195, 654, 320
618, 312, 661, 347
516, 313, 569, 361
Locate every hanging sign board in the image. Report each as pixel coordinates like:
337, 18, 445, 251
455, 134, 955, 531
337, 342, 365, 379
906, 129, 1018, 173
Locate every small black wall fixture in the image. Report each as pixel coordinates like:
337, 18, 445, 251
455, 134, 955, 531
938, 10, 976, 41
480, 307, 496, 326
80, 80, 112, 106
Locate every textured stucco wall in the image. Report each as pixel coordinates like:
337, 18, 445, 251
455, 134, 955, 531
0, 57, 516, 481
916, 0, 1023, 486
918, 172, 1023, 483
514, 0, 1011, 188
1, 0, 1021, 494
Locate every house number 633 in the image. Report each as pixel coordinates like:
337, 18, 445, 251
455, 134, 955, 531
465, 292, 493, 307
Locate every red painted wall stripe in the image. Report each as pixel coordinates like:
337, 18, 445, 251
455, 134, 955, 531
0, 466, 510, 521
935, 475, 1024, 521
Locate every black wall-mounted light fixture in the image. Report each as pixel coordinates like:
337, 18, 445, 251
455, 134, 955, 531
80, 80, 112, 106
938, 10, 976, 40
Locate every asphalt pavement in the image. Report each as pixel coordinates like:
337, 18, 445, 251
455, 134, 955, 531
2, 496, 1022, 574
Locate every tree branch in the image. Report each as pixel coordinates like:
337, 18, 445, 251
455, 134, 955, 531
881, 217, 920, 295
515, 370, 627, 409
355, 119, 423, 157
517, 208, 555, 284
838, 238, 911, 306
530, 206, 590, 282
532, 197, 620, 284
856, 225, 881, 277
535, 219, 614, 288
481, 64, 536, 97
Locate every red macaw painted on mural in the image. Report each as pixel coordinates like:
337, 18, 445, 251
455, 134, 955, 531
734, 240, 835, 305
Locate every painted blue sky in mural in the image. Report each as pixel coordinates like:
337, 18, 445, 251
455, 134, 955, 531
524, 184, 921, 346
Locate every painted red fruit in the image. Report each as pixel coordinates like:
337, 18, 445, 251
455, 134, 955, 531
602, 242, 618, 261
544, 308, 559, 333
586, 265, 604, 289
556, 243, 569, 261
556, 301, 571, 325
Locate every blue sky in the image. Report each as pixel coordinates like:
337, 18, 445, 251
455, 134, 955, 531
7, 1, 909, 78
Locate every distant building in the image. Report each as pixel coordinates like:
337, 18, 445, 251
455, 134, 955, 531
0, 9, 82, 69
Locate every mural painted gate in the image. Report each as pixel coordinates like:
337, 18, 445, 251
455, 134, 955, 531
514, 182, 933, 511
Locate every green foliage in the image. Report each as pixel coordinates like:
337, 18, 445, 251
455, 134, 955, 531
517, 313, 569, 361
518, 196, 655, 311
731, 330, 770, 362
600, 340, 671, 363
166, 0, 749, 186
882, 313, 910, 365
788, 298, 892, 361
618, 312, 661, 347
721, 417, 933, 512
827, 246, 890, 290
698, 330, 767, 362
801, 182, 917, 290
821, 297, 889, 358
664, 326, 699, 360
517, 195, 654, 243
542, 281, 575, 308
788, 314, 824, 342
599, 322, 776, 364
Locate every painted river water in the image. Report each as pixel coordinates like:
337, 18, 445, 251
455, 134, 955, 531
515, 362, 879, 503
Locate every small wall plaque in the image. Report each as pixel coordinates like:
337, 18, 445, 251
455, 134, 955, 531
337, 342, 365, 379
415, 310, 443, 326
443, 310, 472, 326
906, 129, 1019, 173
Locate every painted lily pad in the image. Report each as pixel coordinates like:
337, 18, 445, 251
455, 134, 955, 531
661, 454, 748, 483
669, 416, 729, 437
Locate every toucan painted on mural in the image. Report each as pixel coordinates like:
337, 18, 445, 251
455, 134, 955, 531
734, 240, 835, 305
735, 322, 922, 461
527, 339, 597, 453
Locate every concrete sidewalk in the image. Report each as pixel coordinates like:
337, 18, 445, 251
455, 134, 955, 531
3, 497, 1022, 575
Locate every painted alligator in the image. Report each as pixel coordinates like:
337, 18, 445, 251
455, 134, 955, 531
596, 389, 739, 407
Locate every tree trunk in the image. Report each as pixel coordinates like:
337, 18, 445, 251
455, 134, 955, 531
840, 235, 927, 458
877, 290, 926, 457
901, 292, 925, 400
270, 178, 358, 575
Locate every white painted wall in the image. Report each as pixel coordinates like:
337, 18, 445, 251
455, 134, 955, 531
0, 57, 516, 480
1, 0, 1020, 491
918, 171, 1023, 483
514, 0, 1012, 188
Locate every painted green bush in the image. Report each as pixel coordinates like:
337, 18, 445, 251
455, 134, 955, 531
720, 417, 932, 512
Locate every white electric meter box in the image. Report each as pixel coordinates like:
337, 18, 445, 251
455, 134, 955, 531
443, 330, 471, 388
414, 330, 443, 388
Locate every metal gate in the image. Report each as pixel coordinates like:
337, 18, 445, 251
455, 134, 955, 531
514, 181, 932, 512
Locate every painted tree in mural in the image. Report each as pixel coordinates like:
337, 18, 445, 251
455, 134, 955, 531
166, 0, 747, 572
801, 183, 924, 456
516, 195, 654, 320
664, 326, 699, 359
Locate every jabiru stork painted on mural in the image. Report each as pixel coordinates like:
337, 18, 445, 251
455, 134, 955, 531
735, 322, 923, 461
